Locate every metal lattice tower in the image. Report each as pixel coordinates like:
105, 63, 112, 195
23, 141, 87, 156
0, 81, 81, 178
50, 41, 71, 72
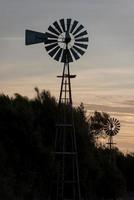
25, 18, 88, 199
52, 48, 81, 200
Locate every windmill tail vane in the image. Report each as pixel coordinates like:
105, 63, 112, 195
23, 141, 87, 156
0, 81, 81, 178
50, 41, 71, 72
25, 29, 48, 45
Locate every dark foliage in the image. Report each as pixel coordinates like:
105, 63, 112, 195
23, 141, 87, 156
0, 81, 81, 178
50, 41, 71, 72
0, 90, 133, 199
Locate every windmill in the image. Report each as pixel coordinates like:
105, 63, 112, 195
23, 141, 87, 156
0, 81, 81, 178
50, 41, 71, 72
104, 117, 120, 163
25, 18, 88, 199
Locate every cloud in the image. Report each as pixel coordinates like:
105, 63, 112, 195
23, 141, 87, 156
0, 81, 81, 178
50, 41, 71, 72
119, 100, 134, 106
85, 103, 134, 114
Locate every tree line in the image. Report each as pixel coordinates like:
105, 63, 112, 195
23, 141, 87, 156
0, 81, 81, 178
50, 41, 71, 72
0, 89, 134, 199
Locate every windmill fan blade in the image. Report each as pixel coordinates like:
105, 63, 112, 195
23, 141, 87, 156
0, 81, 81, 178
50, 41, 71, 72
49, 46, 60, 57
116, 128, 120, 131
61, 49, 73, 63
67, 19, 71, 32
46, 32, 58, 39
74, 30, 88, 38
67, 49, 73, 62
53, 21, 62, 33
73, 45, 85, 55
114, 132, 118, 136
54, 48, 63, 61
48, 25, 60, 36
73, 25, 84, 35
70, 48, 80, 60
45, 39, 58, 45
74, 42, 88, 49
45, 42, 58, 52
106, 130, 109, 135
75, 37, 88, 42
61, 49, 66, 63
70, 20, 78, 33
25, 30, 47, 45
60, 19, 66, 32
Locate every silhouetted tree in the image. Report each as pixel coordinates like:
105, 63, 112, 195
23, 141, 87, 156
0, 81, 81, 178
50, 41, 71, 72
0, 91, 133, 199
89, 111, 109, 138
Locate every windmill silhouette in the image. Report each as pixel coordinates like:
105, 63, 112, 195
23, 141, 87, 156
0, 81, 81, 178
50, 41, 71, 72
104, 117, 120, 164
25, 18, 88, 199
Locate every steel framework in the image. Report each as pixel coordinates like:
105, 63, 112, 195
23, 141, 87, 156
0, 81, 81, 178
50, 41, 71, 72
51, 46, 81, 200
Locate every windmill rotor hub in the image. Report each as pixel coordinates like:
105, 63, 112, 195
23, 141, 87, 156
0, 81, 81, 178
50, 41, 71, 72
109, 123, 115, 131
58, 32, 74, 49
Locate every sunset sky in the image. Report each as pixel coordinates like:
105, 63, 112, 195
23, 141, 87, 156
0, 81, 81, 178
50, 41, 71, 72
0, 0, 134, 152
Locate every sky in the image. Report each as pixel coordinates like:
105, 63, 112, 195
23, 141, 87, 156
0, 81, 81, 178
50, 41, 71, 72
0, 0, 134, 152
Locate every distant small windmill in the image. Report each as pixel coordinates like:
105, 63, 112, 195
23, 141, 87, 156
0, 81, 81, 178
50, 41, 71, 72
104, 117, 120, 163
25, 18, 88, 200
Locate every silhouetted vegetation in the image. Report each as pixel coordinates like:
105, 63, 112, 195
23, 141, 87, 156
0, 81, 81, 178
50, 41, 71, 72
0, 90, 134, 199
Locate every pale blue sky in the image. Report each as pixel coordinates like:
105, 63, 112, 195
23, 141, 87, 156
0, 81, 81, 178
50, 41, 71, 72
0, 0, 134, 151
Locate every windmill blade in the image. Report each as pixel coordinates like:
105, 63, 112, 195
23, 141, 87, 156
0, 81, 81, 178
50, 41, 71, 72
25, 29, 47, 45
116, 128, 120, 131
70, 48, 80, 60
116, 126, 120, 130
116, 122, 120, 125
49, 46, 60, 57
74, 30, 88, 39
73, 45, 85, 55
46, 32, 58, 39
107, 118, 111, 123
54, 48, 63, 61
105, 130, 109, 135
116, 123, 120, 127
61, 49, 66, 63
48, 25, 60, 36
74, 42, 88, 49
70, 20, 78, 33
114, 131, 118, 135
61, 49, 73, 63
45, 42, 58, 52
67, 49, 73, 62
73, 25, 84, 35
60, 19, 66, 32
53, 21, 62, 33
45, 39, 58, 45
67, 19, 71, 32
75, 37, 88, 42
